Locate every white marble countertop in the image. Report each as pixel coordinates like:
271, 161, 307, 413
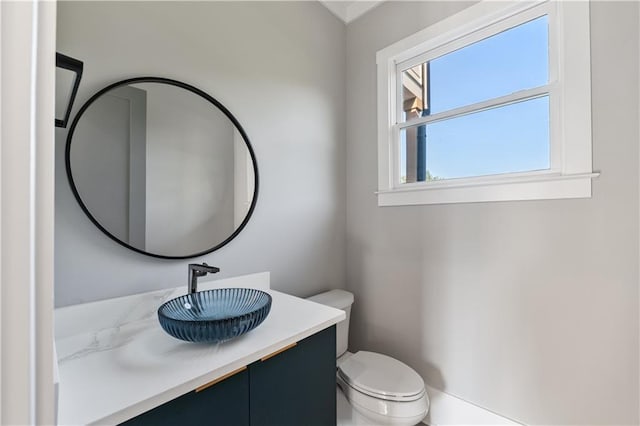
55, 273, 345, 425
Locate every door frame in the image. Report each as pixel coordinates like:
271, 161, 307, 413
0, 1, 57, 424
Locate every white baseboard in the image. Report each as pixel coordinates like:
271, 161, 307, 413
423, 385, 521, 426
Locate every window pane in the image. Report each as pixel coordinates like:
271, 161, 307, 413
401, 64, 429, 121
399, 96, 549, 182
400, 16, 548, 120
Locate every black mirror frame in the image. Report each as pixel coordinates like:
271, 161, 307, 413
65, 76, 259, 260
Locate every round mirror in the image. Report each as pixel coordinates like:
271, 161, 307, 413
65, 77, 258, 259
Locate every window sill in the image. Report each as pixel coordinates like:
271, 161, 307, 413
376, 172, 599, 206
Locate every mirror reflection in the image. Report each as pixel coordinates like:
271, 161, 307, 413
67, 79, 257, 258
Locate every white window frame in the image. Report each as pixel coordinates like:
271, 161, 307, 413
376, 0, 597, 206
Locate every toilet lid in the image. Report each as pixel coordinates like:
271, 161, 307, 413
337, 351, 425, 401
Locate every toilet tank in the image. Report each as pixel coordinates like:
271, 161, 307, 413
307, 290, 354, 358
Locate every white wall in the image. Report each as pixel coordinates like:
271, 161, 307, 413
55, 1, 346, 306
346, 1, 639, 425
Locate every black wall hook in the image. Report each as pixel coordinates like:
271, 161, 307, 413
55, 52, 83, 128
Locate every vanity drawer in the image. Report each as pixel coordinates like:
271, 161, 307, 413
120, 367, 249, 426
249, 326, 336, 426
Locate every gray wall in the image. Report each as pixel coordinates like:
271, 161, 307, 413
346, 1, 639, 425
55, 1, 346, 306
142, 83, 235, 255
70, 91, 132, 243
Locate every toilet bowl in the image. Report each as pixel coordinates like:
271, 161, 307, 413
337, 350, 429, 425
308, 290, 429, 426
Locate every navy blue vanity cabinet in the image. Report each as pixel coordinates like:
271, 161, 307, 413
249, 326, 336, 426
119, 325, 336, 426
120, 367, 249, 426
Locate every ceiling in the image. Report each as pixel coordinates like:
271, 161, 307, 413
319, 1, 384, 24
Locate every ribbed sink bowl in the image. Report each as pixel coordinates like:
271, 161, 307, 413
158, 288, 272, 343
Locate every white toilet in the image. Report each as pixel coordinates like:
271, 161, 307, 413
308, 290, 429, 426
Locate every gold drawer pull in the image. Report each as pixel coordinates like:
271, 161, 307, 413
260, 342, 297, 362
196, 366, 247, 392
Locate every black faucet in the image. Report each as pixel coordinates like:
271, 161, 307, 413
188, 263, 220, 294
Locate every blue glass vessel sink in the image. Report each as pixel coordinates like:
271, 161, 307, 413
158, 288, 272, 343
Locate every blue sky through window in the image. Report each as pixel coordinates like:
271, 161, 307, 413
400, 16, 549, 182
